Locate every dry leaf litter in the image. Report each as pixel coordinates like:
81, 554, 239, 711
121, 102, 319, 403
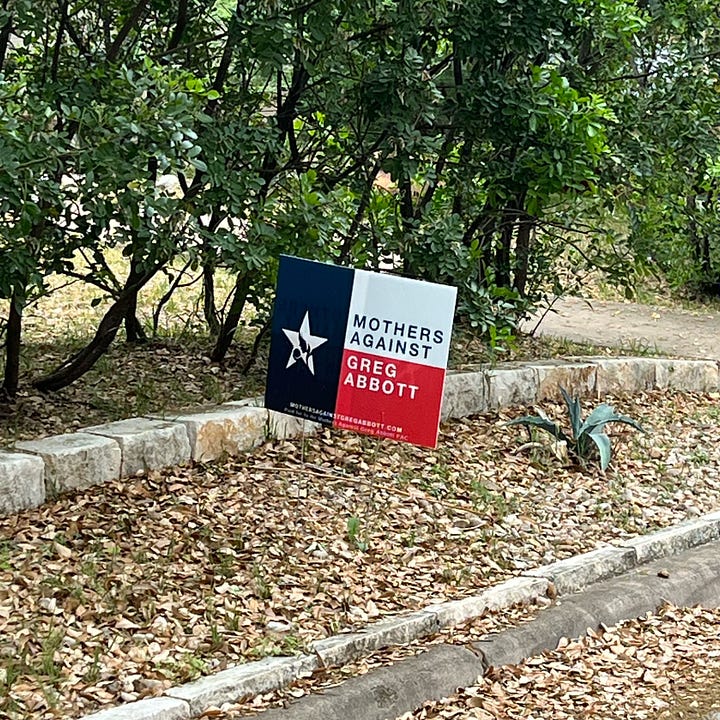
399, 603, 720, 720
1, 390, 719, 718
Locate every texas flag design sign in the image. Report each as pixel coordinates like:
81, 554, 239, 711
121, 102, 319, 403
265, 255, 457, 448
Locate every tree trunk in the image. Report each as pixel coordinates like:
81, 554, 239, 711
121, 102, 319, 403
495, 205, 516, 288
513, 211, 532, 297
399, 172, 415, 275
124, 287, 147, 343
34, 266, 160, 392
2, 288, 23, 398
210, 273, 252, 363
687, 193, 701, 266
242, 314, 272, 374
512, 190, 531, 296
0, 0, 13, 73
701, 188, 713, 279
203, 262, 221, 336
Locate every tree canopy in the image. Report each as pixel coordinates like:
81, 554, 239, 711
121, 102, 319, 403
1, 0, 718, 396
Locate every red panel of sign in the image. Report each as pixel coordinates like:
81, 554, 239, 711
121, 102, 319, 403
334, 349, 447, 447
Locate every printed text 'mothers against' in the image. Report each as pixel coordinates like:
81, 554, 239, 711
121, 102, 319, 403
346, 314, 446, 361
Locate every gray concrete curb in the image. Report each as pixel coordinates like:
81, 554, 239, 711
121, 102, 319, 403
255, 542, 720, 720
1, 356, 718, 720
79, 514, 720, 720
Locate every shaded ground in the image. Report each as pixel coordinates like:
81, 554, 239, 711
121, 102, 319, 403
2, 390, 720, 718
523, 297, 720, 360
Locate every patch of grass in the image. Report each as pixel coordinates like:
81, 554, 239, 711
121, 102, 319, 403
0, 539, 15, 571
251, 563, 273, 600
249, 633, 306, 659
689, 448, 711, 465
158, 653, 209, 682
82, 647, 102, 685
37, 628, 64, 682
0, 655, 25, 711
439, 564, 472, 585
418, 475, 448, 499
614, 337, 661, 357
470, 480, 514, 520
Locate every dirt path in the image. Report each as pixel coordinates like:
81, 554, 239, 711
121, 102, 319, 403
522, 297, 719, 360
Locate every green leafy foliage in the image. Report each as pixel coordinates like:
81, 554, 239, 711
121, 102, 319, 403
2, 0, 720, 392
507, 388, 644, 470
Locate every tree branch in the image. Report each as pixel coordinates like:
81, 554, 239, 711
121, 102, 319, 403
0, 0, 12, 73
51, 0, 69, 83
107, 1, 149, 63
166, 0, 189, 53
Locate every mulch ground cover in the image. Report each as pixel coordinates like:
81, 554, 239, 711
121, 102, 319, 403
1, 389, 719, 718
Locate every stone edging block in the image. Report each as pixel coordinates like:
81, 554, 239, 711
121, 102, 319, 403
15, 433, 121, 495
529, 360, 597, 401
593, 357, 657, 396
0, 450, 45, 515
160, 405, 268, 462
654, 359, 719, 393
481, 575, 550, 609
621, 516, 720, 564
224, 399, 321, 440
523, 546, 637, 595
84, 418, 192, 477
424, 575, 549, 628
441, 370, 489, 419
311, 611, 439, 668
486, 365, 539, 410
165, 655, 318, 716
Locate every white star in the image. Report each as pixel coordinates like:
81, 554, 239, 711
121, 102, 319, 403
282, 311, 328, 375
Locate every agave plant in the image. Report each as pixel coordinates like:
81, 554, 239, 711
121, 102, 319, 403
507, 388, 644, 470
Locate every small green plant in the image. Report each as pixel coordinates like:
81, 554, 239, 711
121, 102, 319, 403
0, 655, 24, 705
507, 388, 644, 470
470, 480, 513, 519
0, 540, 14, 571
83, 647, 102, 685
158, 653, 208, 682
249, 633, 306, 658
251, 563, 273, 600
346, 515, 369, 552
39, 628, 65, 681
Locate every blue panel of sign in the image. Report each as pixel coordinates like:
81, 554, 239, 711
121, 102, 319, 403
265, 255, 353, 425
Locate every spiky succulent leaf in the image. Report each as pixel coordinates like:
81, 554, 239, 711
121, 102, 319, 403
579, 404, 645, 436
588, 430, 612, 470
506, 415, 568, 442
560, 387, 583, 439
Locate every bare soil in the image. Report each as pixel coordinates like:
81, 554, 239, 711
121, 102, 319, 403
523, 297, 720, 360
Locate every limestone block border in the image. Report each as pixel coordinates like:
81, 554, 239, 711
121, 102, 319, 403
15, 432, 122, 496
0, 450, 45, 515
1, 356, 717, 515
83, 418, 192, 477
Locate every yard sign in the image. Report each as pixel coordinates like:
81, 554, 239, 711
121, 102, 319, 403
265, 255, 456, 448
